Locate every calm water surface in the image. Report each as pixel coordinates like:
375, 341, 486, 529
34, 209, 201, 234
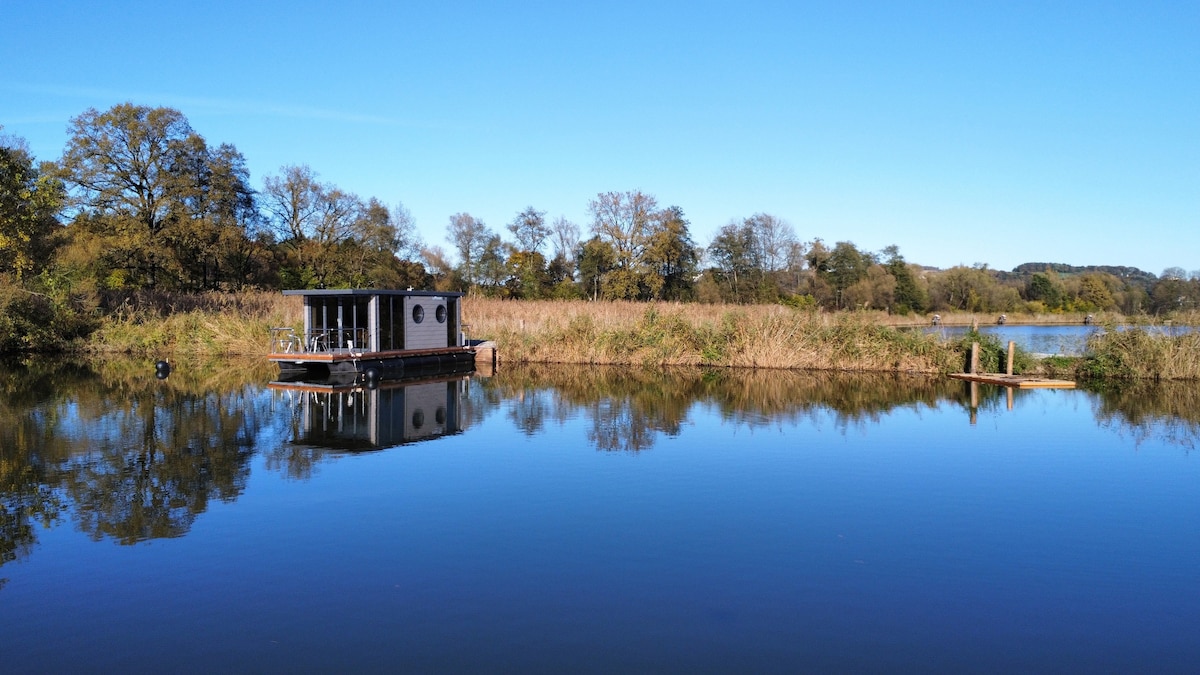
928, 322, 1195, 356
2, 359, 1199, 672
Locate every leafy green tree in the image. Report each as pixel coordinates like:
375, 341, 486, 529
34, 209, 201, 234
1027, 271, 1064, 310
706, 213, 797, 303
643, 206, 698, 301
343, 198, 423, 288
1150, 277, 1200, 315
505, 250, 550, 299
475, 233, 509, 295
1076, 273, 1117, 311
883, 246, 928, 314
262, 164, 371, 288
929, 265, 1001, 311
576, 236, 616, 300
589, 190, 657, 294
844, 264, 895, 311
57, 104, 262, 291
814, 241, 873, 308
708, 220, 757, 302
163, 140, 259, 290
0, 133, 64, 279
58, 104, 198, 288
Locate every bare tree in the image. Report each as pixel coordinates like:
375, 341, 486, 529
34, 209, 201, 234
588, 190, 657, 270
551, 216, 581, 260
744, 213, 797, 274
447, 212, 490, 286
390, 201, 422, 260
507, 206, 550, 253
261, 165, 324, 242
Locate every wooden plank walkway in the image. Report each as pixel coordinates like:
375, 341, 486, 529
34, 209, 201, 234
267, 345, 473, 363
948, 373, 1076, 388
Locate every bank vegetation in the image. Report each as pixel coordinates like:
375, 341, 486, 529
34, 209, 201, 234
22, 291, 1196, 381
3, 105, 1199, 379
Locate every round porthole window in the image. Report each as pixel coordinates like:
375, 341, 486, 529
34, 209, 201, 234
412, 304, 424, 323
436, 304, 447, 323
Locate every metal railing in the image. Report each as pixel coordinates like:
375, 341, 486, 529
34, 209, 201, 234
270, 327, 369, 353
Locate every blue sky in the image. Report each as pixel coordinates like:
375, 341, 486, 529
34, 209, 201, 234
3, 1, 1197, 274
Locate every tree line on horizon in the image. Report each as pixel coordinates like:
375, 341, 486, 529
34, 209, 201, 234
3, 103, 1199, 350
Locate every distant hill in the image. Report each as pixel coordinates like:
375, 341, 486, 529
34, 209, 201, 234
1007, 263, 1158, 285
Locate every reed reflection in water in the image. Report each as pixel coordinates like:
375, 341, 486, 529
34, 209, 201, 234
2, 356, 1200, 671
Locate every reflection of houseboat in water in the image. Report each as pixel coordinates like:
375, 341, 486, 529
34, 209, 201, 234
268, 289, 475, 383
269, 374, 470, 450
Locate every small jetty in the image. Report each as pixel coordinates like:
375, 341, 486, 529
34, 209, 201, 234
949, 372, 1075, 389
949, 339, 1076, 389
268, 289, 491, 382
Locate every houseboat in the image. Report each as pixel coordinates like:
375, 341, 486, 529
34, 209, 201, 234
268, 289, 475, 383
268, 373, 469, 450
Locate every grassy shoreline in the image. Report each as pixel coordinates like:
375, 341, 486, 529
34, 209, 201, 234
52, 293, 1200, 380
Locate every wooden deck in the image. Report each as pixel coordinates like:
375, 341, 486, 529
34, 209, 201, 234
948, 373, 1076, 388
267, 371, 471, 393
267, 345, 473, 363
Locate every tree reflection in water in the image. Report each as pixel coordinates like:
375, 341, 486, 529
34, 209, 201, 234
0, 356, 274, 570
480, 364, 967, 451
478, 364, 1200, 452
3, 356, 1200, 578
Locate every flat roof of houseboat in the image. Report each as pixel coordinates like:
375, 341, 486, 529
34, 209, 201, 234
282, 289, 465, 297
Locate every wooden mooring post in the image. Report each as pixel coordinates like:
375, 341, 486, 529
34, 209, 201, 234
950, 339, 1074, 389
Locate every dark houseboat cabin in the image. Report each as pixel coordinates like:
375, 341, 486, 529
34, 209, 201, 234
267, 374, 467, 450
268, 289, 474, 382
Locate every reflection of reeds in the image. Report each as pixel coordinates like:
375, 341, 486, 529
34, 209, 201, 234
1088, 380, 1200, 449
479, 363, 1200, 451
484, 363, 962, 434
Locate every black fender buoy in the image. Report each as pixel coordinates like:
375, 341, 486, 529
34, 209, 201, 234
155, 360, 171, 379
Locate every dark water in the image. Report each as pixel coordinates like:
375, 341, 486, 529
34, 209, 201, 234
2, 358, 1199, 673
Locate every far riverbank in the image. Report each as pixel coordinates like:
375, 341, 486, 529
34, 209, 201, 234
37, 292, 1200, 381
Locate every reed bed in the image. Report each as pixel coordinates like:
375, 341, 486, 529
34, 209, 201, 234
84, 291, 301, 356
1080, 327, 1200, 380
70, 293, 1200, 379
465, 298, 958, 373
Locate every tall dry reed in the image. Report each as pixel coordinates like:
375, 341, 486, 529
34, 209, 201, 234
85, 291, 301, 355
465, 298, 958, 372
1080, 327, 1200, 380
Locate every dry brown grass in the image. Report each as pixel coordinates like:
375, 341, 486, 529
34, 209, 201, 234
85, 291, 302, 356
78, 292, 1195, 378
464, 298, 957, 372
1080, 327, 1200, 380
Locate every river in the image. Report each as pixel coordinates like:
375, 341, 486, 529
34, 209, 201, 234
2, 357, 1198, 672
